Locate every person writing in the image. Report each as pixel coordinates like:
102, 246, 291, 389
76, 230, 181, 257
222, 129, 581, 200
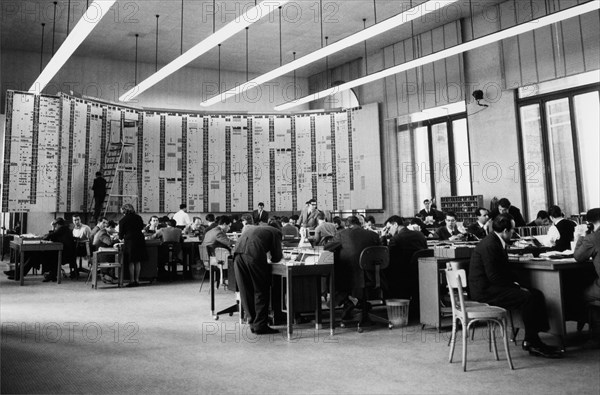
434, 212, 465, 241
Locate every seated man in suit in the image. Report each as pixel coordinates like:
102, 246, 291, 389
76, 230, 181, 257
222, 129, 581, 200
574, 208, 600, 343
383, 215, 427, 300
184, 217, 206, 240
469, 214, 562, 358
252, 202, 269, 225
202, 215, 233, 255
418, 199, 445, 226
325, 215, 380, 322
490, 198, 526, 227
281, 216, 300, 238
314, 212, 337, 245
547, 205, 577, 252
434, 212, 465, 241
155, 219, 184, 278
467, 207, 490, 240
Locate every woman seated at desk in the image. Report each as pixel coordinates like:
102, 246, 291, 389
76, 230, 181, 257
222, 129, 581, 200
143, 216, 159, 235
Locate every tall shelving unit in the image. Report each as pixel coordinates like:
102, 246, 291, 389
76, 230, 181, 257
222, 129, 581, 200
440, 195, 484, 225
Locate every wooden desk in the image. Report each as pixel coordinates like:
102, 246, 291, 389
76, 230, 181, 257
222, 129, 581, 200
9, 240, 63, 286
510, 258, 595, 347
271, 259, 335, 340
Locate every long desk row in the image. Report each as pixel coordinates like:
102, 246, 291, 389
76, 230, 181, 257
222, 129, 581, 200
418, 255, 595, 348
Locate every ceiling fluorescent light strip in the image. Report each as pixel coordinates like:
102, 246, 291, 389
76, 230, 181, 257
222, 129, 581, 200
275, 1, 599, 111
200, 0, 462, 107
29, 0, 116, 94
120, 0, 289, 102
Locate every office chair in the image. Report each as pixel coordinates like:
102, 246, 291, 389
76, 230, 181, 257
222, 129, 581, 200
341, 246, 392, 333
161, 241, 182, 281
445, 268, 514, 371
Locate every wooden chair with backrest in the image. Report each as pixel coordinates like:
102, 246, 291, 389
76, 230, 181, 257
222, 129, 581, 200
198, 244, 210, 292
445, 267, 514, 371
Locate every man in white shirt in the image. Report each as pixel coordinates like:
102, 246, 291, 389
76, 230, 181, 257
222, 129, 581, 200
173, 204, 192, 228
547, 205, 577, 252
72, 215, 91, 240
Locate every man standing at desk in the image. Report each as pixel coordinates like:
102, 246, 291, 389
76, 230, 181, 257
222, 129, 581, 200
490, 198, 526, 228
173, 204, 192, 228
469, 214, 562, 358
234, 216, 283, 335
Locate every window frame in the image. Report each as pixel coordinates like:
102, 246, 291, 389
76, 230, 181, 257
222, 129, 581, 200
516, 83, 599, 219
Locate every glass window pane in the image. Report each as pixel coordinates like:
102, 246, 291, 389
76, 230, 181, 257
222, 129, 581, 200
573, 92, 600, 212
519, 104, 548, 217
545, 98, 579, 215
414, 126, 432, 205
398, 127, 417, 216
452, 119, 472, 196
431, 123, 451, 200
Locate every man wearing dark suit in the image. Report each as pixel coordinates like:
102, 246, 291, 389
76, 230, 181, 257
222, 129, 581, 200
469, 214, 562, 358
234, 215, 283, 335
383, 215, 427, 300
418, 199, 445, 225
467, 207, 490, 240
434, 212, 465, 241
490, 198, 526, 228
252, 202, 269, 225
201, 216, 233, 254
325, 215, 380, 319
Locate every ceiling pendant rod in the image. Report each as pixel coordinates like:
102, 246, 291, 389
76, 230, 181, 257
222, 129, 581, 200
155, 15, 159, 72
469, 0, 475, 40
363, 18, 368, 75
135, 33, 139, 85
213, 0, 216, 33
246, 27, 249, 81
67, 0, 71, 35
373, 0, 377, 24
218, 44, 222, 93
293, 51, 297, 100
320, 0, 324, 48
325, 36, 329, 88
52, 2, 57, 55
180, 0, 184, 54
40, 23, 46, 73
279, 6, 283, 67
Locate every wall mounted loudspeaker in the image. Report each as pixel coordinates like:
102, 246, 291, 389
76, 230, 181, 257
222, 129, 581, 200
472, 90, 489, 107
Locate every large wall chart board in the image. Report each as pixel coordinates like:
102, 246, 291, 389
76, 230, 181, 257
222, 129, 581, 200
2, 91, 382, 213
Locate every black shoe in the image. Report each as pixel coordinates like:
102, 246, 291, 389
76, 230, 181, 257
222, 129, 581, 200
522, 341, 563, 358
42, 277, 57, 282
254, 326, 279, 335
7, 276, 15, 280
126, 282, 138, 288
4, 270, 14, 276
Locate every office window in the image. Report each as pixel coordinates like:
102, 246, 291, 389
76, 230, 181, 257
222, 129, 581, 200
397, 113, 471, 216
518, 84, 599, 218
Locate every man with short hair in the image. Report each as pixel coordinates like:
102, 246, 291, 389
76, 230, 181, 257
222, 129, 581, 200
299, 198, 322, 230
185, 217, 205, 239
90, 217, 109, 240
574, 208, 600, 342
325, 215, 380, 321
384, 215, 427, 300
281, 216, 300, 238
491, 198, 526, 227
467, 207, 490, 240
314, 212, 337, 244
252, 202, 269, 225
469, 214, 561, 358
72, 215, 92, 241
202, 215, 233, 254
418, 199, 444, 225
435, 212, 465, 241
527, 210, 551, 227
205, 213, 217, 232
234, 216, 283, 335
547, 205, 577, 252
173, 204, 192, 227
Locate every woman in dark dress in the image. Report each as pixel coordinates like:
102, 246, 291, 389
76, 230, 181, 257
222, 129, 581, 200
118, 203, 147, 287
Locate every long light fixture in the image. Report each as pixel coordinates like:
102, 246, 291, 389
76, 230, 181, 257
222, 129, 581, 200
120, 0, 289, 102
29, 0, 116, 94
200, 0, 462, 107
275, 1, 599, 111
